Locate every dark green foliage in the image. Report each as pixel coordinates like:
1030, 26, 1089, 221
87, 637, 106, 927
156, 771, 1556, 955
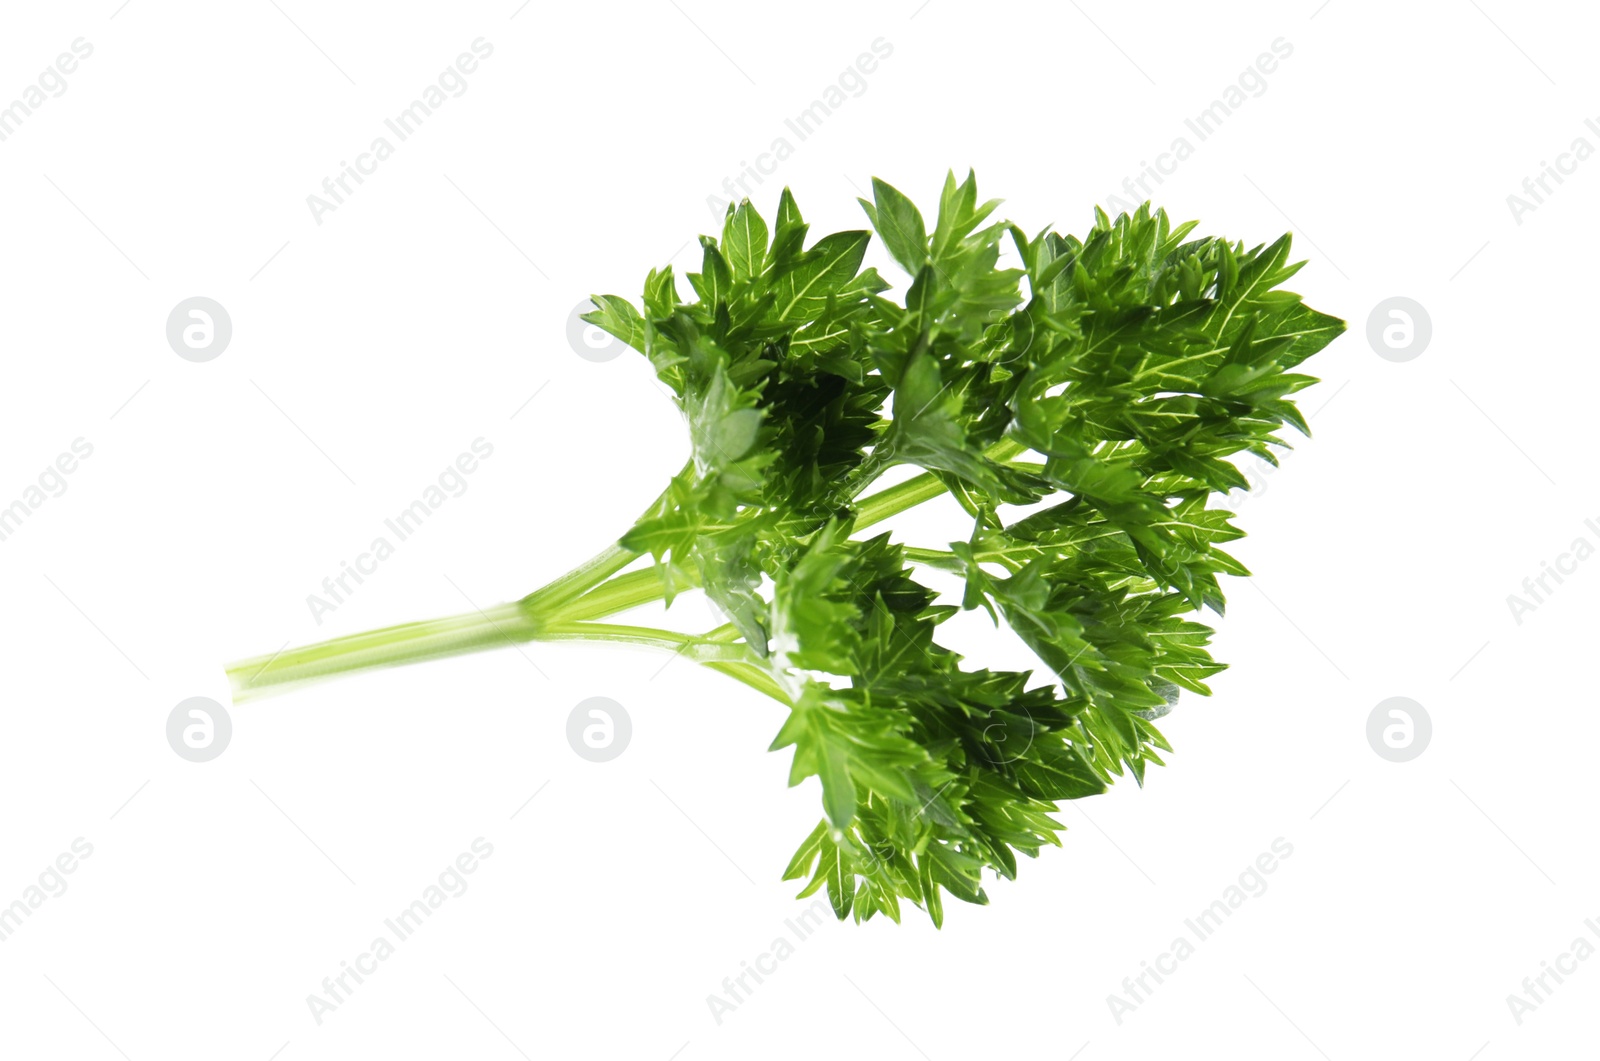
586, 172, 1343, 925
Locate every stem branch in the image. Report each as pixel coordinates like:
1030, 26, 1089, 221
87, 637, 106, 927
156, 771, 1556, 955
225, 440, 1031, 702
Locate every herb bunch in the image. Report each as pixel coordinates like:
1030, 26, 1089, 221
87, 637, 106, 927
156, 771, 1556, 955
229, 173, 1343, 925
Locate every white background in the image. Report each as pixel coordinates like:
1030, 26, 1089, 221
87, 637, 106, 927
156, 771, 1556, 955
0, 0, 1594, 1057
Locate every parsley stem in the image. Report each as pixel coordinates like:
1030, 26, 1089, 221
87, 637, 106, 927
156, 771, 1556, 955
556, 565, 699, 621
227, 601, 538, 700
224, 446, 1037, 701
534, 620, 749, 661
853, 471, 951, 530
225, 602, 776, 703
532, 621, 788, 702
900, 546, 964, 571
517, 541, 637, 614
854, 437, 1026, 529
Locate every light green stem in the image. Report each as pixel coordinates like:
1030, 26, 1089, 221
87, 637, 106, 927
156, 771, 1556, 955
900, 546, 966, 572
227, 601, 540, 700
225, 438, 1031, 702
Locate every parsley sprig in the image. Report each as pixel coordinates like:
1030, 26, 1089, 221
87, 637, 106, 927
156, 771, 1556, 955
228, 173, 1343, 925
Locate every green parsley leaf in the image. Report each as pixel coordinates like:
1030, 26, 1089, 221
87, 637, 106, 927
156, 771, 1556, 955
228, 174, 1346, 927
